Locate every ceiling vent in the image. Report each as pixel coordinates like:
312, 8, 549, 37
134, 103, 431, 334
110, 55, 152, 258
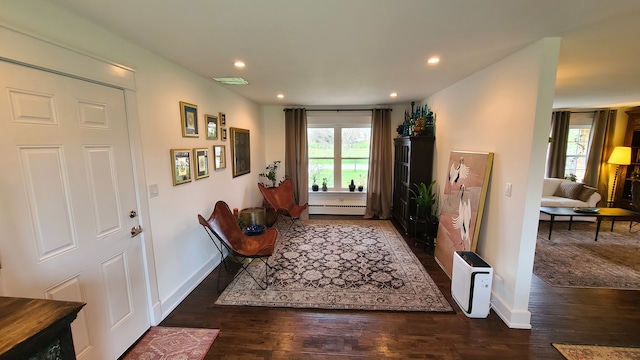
213, 77, 249, 85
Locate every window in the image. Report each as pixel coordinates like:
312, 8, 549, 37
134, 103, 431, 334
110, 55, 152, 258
307, 112, 371, 190
564, 114, 593, 182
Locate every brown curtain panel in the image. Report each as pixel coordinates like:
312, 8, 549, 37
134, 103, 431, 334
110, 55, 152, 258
546, 111, 571, 178
364, 108, 393, 219
584, 109, 617, 204
284, 108, 309, 220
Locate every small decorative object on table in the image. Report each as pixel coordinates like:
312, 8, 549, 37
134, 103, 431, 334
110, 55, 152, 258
244, 224, 266, 236
573, 207, 600, 213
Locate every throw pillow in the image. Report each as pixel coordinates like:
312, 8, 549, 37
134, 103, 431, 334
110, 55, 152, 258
577, 185, 597, 202
553, 181, 584, 199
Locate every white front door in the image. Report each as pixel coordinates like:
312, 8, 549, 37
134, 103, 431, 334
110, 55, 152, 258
0, 60, 149, 359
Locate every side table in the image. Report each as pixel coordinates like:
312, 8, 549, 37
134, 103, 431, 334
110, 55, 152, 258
409, 215, 435, 254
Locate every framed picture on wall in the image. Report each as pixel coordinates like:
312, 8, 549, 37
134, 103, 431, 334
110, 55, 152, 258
221, 128, 227, 141
205, 114, 218, 140
194, 148, 209, 180
219, 112, 226, 125
170, 149, 192, 185
434, 150, 494, 277
231, 127, 250, 177
214, 145, 226, 170
180, 101, 198, 137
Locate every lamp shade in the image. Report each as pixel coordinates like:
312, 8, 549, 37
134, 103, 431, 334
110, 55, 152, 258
608, 146, 632, 165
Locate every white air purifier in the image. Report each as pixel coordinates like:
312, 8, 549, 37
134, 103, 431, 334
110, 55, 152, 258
451, 251, 493, 318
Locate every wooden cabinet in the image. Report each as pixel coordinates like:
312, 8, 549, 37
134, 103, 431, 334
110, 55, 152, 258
392, 136, 435, 232
0, 297, 85, 360
618, 107, 640, 209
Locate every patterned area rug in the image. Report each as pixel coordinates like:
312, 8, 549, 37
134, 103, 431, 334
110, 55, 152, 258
122, 327, 219, 359
553, 343, 640, 359
216, 220, 453, 312
534, 221, 640, 289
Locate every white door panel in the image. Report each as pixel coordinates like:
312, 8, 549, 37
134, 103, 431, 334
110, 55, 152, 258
0, 61, 149, 360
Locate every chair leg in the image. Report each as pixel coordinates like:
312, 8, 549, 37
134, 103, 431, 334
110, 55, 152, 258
235, 257, 271, 290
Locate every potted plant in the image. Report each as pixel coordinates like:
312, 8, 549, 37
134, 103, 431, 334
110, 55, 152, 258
322, 178, 328, 191
259, 160, 281, 187
357, 174, 365, 192
409, 180, 439, 239
311, 173, 319, 191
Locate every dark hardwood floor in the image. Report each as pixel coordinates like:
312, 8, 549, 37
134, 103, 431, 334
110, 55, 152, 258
158, 216, 640, 359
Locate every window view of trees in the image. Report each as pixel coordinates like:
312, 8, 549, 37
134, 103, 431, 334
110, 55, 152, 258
308, 127, 370, 190
565, 125, 591, 182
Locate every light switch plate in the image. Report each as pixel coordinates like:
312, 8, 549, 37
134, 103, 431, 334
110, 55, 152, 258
149, 184, 159, 198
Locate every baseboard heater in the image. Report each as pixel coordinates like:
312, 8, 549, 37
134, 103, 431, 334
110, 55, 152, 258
308, 204, 366, 215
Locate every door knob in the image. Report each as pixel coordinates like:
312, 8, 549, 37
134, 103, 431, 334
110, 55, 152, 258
130, 225, 143, 238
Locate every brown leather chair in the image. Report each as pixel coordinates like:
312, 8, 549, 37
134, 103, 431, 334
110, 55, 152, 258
198, 201, 277, 290
258, 178, 308, 234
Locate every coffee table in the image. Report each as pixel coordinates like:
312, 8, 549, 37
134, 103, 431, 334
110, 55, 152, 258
539, 206, 640, 241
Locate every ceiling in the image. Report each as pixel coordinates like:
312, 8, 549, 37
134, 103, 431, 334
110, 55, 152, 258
47, 0, 640, 109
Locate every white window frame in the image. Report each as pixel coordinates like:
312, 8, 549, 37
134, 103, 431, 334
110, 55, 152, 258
564, 113, 594, 182
307, 111, 371, 191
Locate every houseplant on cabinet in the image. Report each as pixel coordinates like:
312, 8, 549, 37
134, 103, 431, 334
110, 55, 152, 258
311, 172, 319, 191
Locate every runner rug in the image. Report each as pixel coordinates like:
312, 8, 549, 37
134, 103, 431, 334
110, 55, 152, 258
215, 220, 453, 312
553, 343, 640, 359
534, 221, 640, 290
121, 326, 219, 360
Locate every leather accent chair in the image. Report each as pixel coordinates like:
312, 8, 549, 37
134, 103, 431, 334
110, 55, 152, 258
198, 201, 277, 290
258, 178, 308, 235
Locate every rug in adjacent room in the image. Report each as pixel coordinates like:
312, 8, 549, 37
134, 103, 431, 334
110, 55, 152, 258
534, 221, 640, 290
216, 220, 453, 312
553, 343, 640, 359
122, 326, 219, 360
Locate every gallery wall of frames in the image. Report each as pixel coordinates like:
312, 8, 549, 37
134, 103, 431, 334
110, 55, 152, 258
172, 101, 241, 186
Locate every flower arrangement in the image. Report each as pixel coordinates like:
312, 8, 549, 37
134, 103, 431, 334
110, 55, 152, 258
564, 173, 577, 182
259, 160, 281, 187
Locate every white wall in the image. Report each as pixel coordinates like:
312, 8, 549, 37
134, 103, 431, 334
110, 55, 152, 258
422, 38, 561, 328
1, 0, 267, 320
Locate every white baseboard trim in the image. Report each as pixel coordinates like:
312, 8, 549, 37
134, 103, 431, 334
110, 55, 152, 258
490, 292, 532, 329
158, 254, 222, 321
149, 301, 163, 326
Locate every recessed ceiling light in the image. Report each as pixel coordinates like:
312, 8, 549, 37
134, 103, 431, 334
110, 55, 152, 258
234, 60, 245, 68
277, 94, 284, 99
213, 77, 249, 85
427, 57, 440, 65
390, 92, 398, 98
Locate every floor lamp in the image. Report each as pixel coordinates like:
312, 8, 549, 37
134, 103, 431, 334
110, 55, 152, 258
608, 146, 631, 207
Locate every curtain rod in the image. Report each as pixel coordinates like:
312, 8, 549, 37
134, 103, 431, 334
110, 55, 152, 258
283, 108, 391, 112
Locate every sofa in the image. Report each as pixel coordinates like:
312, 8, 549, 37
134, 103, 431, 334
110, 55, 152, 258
540, 178, 601, 221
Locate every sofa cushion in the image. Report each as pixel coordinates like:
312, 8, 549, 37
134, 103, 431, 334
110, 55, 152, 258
577, 185, 597, 202
553, 181, 584, 199
541, 196, 590, 208
542, 178, 564, 196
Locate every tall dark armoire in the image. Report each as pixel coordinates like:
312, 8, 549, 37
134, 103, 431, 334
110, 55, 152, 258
392, 136, 435, 232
